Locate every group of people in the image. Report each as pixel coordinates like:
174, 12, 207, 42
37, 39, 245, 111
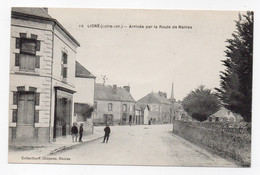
71, 122, 111, 143
71, 122, 84, 142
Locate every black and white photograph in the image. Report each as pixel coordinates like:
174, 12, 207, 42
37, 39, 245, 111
7, 7, 253, 168
1, 1, 260, 174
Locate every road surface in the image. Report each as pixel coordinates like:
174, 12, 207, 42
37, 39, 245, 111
56, 124, 237, 167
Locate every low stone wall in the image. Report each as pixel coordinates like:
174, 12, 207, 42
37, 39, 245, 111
172, 120, 251, 167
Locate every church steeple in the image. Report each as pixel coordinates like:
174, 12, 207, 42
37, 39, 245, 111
170, 82, 175, 103
170, 82, 174, 99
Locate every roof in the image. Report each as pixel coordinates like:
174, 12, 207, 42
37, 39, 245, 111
95, 84, 135, 102
172, 102, 183, 110
136, 104, 147, 110
12, 7, 80, 47
135, 105, 141, 111
75, 61, 95, 78
209, 107, 243, 121
137, 92, 172, 105
12, 7, 53, 19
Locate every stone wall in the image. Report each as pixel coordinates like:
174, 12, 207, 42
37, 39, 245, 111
172, 120, 251, 167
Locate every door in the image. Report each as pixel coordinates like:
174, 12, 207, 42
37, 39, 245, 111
129, 115, 132, 123
55, 98, 71, 137
103, 114, 108, 124
16, 92, 35, 140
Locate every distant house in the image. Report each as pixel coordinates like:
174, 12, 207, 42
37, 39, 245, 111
74, 61, 95, 134
93, 84, 135, 125
137, 104, 150, 125
207, 107, 244, 122
137, 92, 172, 124
134, 105, 142, 125
171, 102, 183, 120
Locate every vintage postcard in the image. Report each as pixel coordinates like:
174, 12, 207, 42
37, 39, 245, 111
8, 7, 253, 167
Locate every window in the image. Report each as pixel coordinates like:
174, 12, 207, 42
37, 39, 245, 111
123, 104, 127, 112
61, 52, 68, 80
62, 52, 68, 64
19, 54, 36, 72
108, 103, 113, 111
62, 67, 67, 78
20, 38, 36, 55
15, 35, 41, 72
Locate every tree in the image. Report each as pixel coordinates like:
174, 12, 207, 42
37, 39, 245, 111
74, 103, 94, 121
182, 85, 220, 122
215, 12, 253, 122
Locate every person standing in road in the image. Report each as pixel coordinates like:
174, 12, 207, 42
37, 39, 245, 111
79, 123, 84, 142
71, 122, 78, 142
102, 124, 111, 143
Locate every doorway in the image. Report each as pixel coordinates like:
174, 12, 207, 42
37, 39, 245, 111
16, 92, 35, 140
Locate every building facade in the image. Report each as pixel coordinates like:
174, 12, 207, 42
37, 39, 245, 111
74, 61, 95, 134
137, 92, 172, 124
93, 84, 136, 125
207, 107, 244, 122
9, 8, 80, 145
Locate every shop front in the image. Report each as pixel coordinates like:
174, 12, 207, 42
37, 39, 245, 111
53, 87, 75, 141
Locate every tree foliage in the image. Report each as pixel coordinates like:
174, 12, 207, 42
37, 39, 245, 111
182, 85, 220, 122
74, 103, 94, 121
215, 12, 253, 122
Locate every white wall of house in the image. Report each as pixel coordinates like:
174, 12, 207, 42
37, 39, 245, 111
74, 77, 95, 105
143, 107, 149, 124
52, 25, 77, 87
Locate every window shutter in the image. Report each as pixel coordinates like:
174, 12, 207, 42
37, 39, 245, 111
13, 92, 18, 105
31, 34, 38, 40
15, 53, 20, 66
12, 109, 17, 123
35, 56, 40, 68
36, 41, 41, 51
19, 33, 27, 38
16, 38, 20, 49
35, 93, 40, 106
34, 110, 39, 123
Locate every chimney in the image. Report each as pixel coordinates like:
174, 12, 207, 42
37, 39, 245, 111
163, 92, 167, 98
123, 86, 130, 93
43, 8, 48, 13
112, 84, 117, 94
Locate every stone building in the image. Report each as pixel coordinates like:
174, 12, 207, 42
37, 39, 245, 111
137, 92, 172, 124
9, 8, 80, 145
134, 105, 143, 125
207, 107, 244, 122
93, 84, 135, 125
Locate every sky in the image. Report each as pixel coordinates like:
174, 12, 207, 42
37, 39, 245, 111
48, 8, 240, 101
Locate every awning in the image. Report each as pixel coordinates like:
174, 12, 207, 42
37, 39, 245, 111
54, 86, 76, 94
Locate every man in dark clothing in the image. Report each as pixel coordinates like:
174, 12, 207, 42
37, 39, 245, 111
71, 122, 78, 142
79, 123, 84, 142
102, 124, 111, 143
